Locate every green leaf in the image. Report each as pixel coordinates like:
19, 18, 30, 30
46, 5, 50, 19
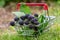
12, 12, 25, 17
38, 15, 48, 33
20, 4, 31, 14
38, 15, 45, 23
9, 26, 15, 30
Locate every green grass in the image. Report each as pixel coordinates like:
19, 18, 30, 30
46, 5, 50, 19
0, 25, 60, 40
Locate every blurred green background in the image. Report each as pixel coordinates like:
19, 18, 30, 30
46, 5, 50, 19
0, 0, 59, 7
0, 0, 60, 40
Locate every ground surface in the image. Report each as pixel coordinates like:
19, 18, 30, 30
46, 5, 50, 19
0, 8, 14, 29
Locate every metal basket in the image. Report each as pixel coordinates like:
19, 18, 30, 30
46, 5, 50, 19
12, 3, 55, 40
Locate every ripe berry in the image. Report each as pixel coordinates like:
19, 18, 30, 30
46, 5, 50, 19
25, 14, 30, 18
31, 18, 37, 24
29, 25, 34, 29
32, 18, 38, 21
33, 27, 38, 31
28, 16, 34, 20
20, 16, 25, 20
24, 21, 29, 25
19, 20, 24, 25
14, 17, 19, 21
34, 21, 39, 25
31, 19, 35, 24
34, 14, 38, 17
10, 21, 15, 26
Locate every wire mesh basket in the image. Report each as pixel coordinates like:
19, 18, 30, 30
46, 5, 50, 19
11, 3, 56, 40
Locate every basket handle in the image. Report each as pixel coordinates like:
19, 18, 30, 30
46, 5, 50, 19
16, 3, 48, 11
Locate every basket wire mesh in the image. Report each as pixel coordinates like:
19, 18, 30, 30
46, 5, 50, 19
12, 3, 56, 40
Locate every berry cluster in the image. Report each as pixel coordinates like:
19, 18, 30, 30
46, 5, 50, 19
10, 14, 39, 31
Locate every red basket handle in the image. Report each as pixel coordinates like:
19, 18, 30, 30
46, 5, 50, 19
17, 3, 48, 10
